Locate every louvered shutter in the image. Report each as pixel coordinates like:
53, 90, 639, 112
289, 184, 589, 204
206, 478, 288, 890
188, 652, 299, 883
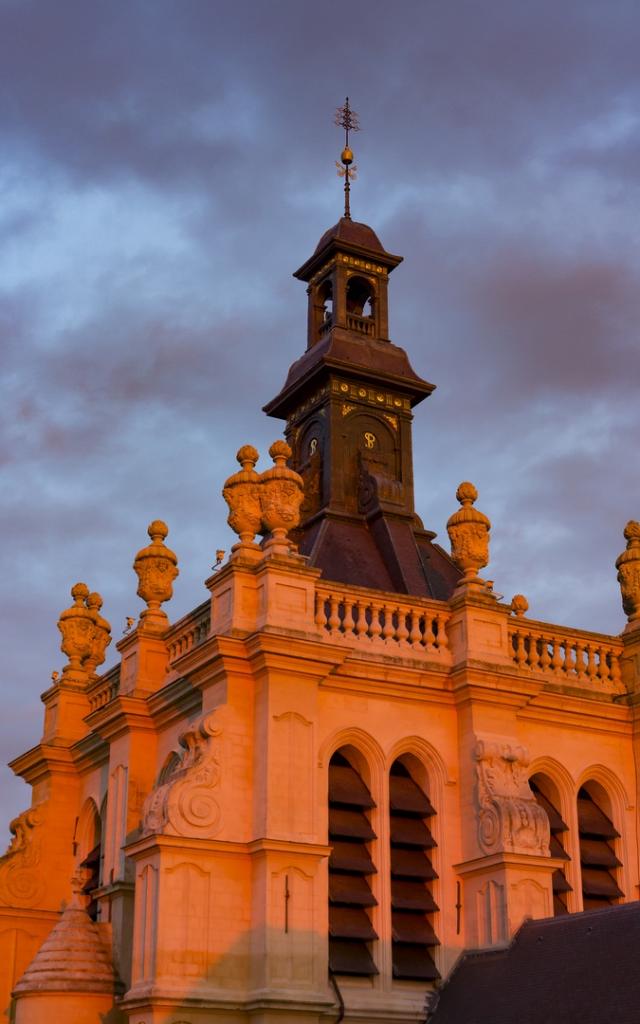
389, 762, 440, 981
328, 752, 378, 975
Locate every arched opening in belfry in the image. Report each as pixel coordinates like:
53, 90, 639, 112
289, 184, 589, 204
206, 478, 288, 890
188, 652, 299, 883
577, 782, 624, 910
529, 774, 572, 915
389, 756, 439, 981
318, 278, 333, 331
328, 748, 378, 977
346, 276, 375, 334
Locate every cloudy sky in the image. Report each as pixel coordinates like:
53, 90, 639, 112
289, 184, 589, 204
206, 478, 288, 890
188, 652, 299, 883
2, 0, 639, 831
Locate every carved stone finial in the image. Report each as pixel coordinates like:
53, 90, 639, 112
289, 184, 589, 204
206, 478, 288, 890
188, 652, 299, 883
57, 583, 93, 684
222, 445, 262, 554
510, 594, 529, 617
133, 521, 179, 634
83, 592, 112, 677
616, 520, 640, 629
446, 482, 491, 584
259, 440, 304, 554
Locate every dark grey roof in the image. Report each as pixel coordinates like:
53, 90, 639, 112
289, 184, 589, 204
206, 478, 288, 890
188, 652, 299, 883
428, 904, 640, 1024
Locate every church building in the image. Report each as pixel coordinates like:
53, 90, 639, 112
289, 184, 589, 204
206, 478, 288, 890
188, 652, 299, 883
2, 107, 640, 1024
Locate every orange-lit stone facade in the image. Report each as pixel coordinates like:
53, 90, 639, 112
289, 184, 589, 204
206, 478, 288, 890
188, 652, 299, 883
3, 214, 640, 1024
3, 526, 640, 1024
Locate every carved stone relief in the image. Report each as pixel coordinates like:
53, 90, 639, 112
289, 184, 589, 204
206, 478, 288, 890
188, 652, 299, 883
0, 804, 47, 908
142, 713, 222, 839
474, 738, 549, 856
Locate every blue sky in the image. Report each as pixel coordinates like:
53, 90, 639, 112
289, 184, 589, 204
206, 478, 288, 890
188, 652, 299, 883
2, 0, 639, 831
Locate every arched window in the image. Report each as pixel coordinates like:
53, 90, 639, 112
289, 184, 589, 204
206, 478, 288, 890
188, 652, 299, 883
577, 784, 623, 910
389, 758, 439, 981
77, 798, 102, 922
529, 776, 572, 916
328, 749, 378, 976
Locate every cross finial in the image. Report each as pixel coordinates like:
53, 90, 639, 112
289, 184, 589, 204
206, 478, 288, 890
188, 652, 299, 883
334, 97, 360, 220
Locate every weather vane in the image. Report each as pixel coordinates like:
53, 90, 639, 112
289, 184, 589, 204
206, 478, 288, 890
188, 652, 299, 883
335, 97, 360, 220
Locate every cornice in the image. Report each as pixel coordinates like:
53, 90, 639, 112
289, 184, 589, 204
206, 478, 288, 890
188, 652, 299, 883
9, 742, 77, 785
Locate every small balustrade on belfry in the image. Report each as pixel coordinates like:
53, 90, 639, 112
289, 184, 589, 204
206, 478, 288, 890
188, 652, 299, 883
133, 520, 179, 635
446, 482, 491, 594
616, 520, 640, 632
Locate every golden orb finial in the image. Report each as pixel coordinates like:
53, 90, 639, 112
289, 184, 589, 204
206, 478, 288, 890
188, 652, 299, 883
334, 97, 360, 220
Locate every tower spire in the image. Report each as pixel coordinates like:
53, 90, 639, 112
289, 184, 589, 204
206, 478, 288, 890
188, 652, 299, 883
334, 97, 360, 220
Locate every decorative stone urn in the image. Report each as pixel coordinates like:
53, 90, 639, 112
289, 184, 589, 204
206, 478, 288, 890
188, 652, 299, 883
57, 583, 94, 685
259, 440, 304, 554
83, 592, 112, 678
133, 520, 179, 634
510, 594, 529, 617
222, 445, 262, 555
616, 520, 640, 629
446, 482, 491, 586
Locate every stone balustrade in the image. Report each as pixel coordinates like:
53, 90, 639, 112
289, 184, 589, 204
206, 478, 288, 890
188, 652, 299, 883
167, 601, 211, 663
87, 669, 121, 712
314, 583, 450, 656
508, 620, 625, 694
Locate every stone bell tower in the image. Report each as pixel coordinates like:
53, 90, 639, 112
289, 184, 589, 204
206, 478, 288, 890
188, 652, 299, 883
264, 103, 459, 599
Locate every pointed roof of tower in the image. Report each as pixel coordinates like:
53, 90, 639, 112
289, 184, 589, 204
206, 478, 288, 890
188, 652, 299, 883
13, 881, 118, 995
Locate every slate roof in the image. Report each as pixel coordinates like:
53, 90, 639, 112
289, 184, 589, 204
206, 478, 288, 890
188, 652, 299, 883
428, 904, 640, 1024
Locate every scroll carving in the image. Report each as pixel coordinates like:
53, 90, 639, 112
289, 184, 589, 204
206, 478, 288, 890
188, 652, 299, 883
474, 738, 549, 856
142, 713, 222, 838
0, 804, 47, 907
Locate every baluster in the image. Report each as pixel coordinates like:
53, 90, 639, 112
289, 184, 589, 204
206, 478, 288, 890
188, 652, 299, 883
514, 630, 527, 668
382, 603, 395, 644
369, 601, 383, 642
409, 610, 422, 648
539, 636, 551, 672
342, 600, 355, 638
551, 637, 563, 675
314, 592, 327, 632
355, 600, 368, 639
563, 640, 575, 677
424, 615, 435, 650
527, 632, 540, 670
596, 644, 611, 685
436, 610, 446, 651
610, 649, 622, 690
396, 606, 409, 645
328, 595, 341, 636
586, 643, 598, 682
574, 641, 586, 681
